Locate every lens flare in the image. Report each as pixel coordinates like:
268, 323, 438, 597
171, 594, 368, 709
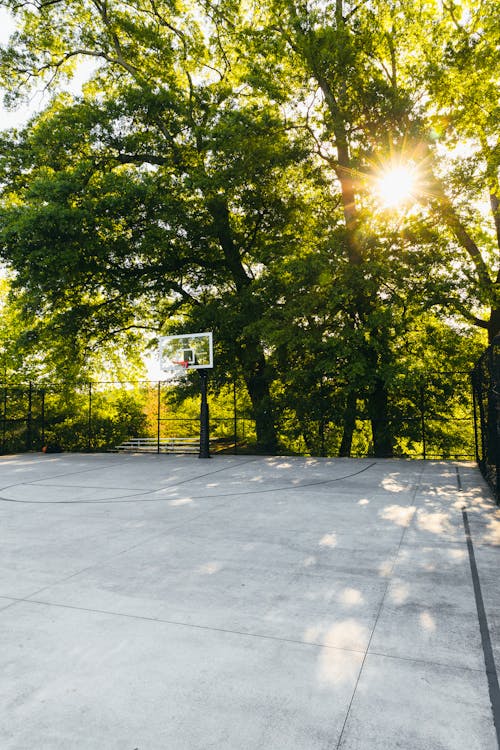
375, 164, 417, 208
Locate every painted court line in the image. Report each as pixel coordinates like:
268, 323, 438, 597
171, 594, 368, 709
335, 464, 426, 749
2, 596, 368, 655
0, 459, 378, 504
462, 508, 500, 749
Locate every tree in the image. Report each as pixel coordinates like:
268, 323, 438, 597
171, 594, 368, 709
223, 0, 431, 455
416, 0, 500, 342
223, 0, 497, 453
0, 0, 496, 457
0, 0, 318, 451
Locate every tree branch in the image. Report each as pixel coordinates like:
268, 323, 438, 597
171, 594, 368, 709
206, 194, 251, 291
490, 192, 500, 268
424, 166, 494, 294
169, 281, 200, 305
148, 0, 189, 57
446, 298, 490, 330
241, 211, 265, 257
115, 152, 168, 167
91, 0, 144, 81
88, 323, 158, 348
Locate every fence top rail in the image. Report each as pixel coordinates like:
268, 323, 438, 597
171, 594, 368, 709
0, 369, 475, 389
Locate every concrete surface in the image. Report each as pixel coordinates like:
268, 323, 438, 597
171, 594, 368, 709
0, 453, 499, 749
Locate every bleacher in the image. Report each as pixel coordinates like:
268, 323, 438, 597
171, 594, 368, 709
114, 437, 200, 454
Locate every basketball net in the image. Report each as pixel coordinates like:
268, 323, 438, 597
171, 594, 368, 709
161, 360, 190, 381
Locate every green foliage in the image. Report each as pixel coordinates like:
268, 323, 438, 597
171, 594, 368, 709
0, 381, 149, 453
0, 0, 497, 456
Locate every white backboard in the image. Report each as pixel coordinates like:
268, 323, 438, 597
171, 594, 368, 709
159, 332, 213, 372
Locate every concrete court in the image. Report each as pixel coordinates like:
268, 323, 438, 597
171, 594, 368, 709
0, 453, 499, 750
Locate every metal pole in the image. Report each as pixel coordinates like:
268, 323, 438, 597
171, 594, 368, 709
320, 375, 326, 457
2, 384, 6, 454
41, 389, 45, 450
26, 381, 33, 451
199, 369, 210, 459
157, 381, 161, 454
420, 384, 426, 460
490, 343, 500, 501
233, 376, 237, 455
476, 358, 488, 470
88, 382, 92, 451
472, 377, 480, 464
319, 420, 325, 457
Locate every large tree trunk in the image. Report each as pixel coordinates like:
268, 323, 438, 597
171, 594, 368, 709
241, 351, 278, 453
338, 390, 357, 457
368, 378, 393, 457
484, 327, 500, 469
488, 307, 500, 343
207, 194, 278, 453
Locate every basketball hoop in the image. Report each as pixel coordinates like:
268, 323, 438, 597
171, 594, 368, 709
159, 333, 213, 372
156, 331, 213, 459
160, 359, 190, 381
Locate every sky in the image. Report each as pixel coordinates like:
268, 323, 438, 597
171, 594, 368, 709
0, 7, 27, 129
0, 7, 96, 130
0, 7, 56, 129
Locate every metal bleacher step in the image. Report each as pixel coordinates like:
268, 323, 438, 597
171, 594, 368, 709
114, 437, 200, 454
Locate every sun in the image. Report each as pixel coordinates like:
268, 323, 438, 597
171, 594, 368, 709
375, 164, 418, 208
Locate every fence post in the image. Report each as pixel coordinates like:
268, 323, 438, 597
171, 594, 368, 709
157, 381, 161, 454
26, 381, 33, 451
87, 382, 92, 451
476, 361, 488, 470
233, 377, 237, 455
489, 342, 500, 498
199, 369, 210, 459
41, 389, 45, 450
1, 384, 6, 454
420, 384, 426, 460
319, 375, 326, 457
472, 378, 480, 464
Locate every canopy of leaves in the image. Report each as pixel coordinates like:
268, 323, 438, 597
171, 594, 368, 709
0, 0, 496, 453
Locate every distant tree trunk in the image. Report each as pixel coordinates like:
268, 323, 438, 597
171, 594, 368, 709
485, 332, 500, 469
488, 307, 500, 343
339, 390, 357, 457
239, 346, 278, 453
368, 378, 393, 457
301, 423, 316, 455
245, 378, 277, 454
208, 193, 279, 453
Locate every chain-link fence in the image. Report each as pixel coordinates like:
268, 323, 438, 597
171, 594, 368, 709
0, 370, 475, 460
472, 337, 500, 502
278, 370, 475, 460
0, 379, 254, 455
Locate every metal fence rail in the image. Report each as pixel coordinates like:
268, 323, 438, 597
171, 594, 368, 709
472, 337, 500, 503
0, 379, 255, 456
0, 372, 476, 460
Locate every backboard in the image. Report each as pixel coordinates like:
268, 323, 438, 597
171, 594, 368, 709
159, 332, 213, 372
